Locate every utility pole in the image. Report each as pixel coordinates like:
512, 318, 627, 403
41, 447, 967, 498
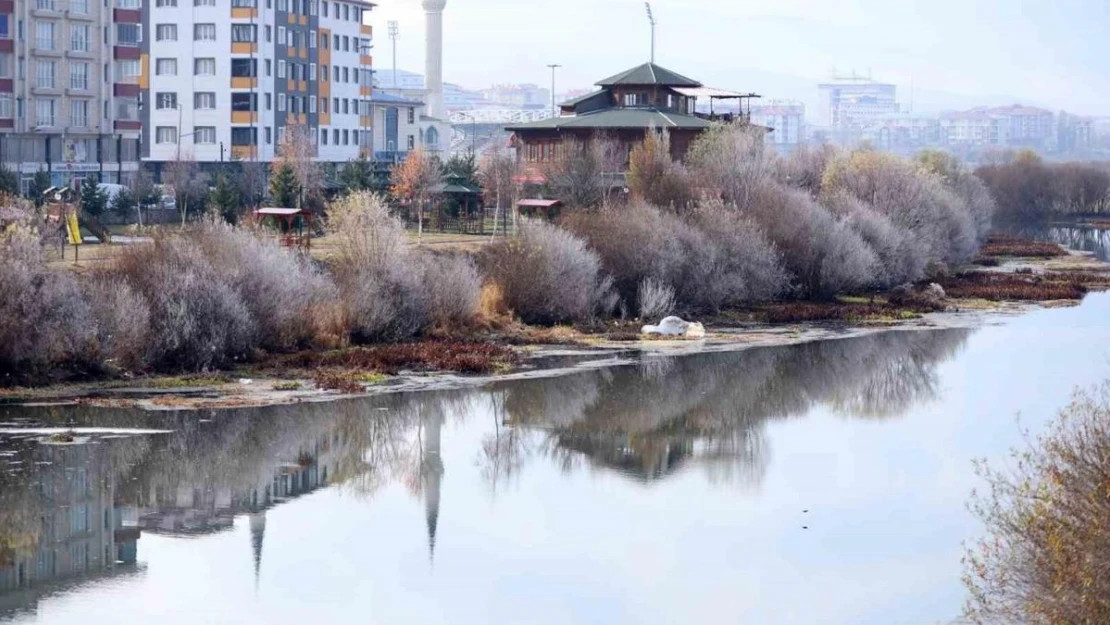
645, 2, 655, 63
546, 63, 561, 118
388, 21, 399, 89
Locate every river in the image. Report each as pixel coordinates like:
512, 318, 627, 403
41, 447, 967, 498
1, 267, 1109, 624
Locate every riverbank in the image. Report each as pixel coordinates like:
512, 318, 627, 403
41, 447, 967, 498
4, 236, 1108, 412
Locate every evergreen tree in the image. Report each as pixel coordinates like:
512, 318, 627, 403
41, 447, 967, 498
0, 167, 18, 197
209, 173, 241, 224
79, 175, 109, 217
269, 163, 301, 208
111, 186, 137, 219
339, 157, 375, 191
443, 153, 480, 188
27, 170, 51, 207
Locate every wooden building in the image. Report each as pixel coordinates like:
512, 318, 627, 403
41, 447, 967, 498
506, 62, 760, 181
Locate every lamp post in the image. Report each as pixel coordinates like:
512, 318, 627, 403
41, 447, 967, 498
645, 3, 656, 63
546, 63, 561, 118
388, 21, 399, 89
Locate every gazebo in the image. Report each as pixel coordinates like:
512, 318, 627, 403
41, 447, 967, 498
432, 174, 483, 233
253, 207, 314, 250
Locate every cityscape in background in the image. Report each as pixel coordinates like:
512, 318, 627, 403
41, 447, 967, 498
1, 0, 1107, 196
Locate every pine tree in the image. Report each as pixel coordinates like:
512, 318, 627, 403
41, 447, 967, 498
79, 175, 109, 217
0, 167, 18, 197
209, 173, 241, 224
27, 170, 51, 207
339, 157, 374, 191
111, 187, 137, 218
269, 163, 301, 208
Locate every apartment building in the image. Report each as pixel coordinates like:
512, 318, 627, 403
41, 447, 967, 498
750, 101, 805, 150
817, 73, 900, 128
0, 0, 142, 193
141, 0, 373, 171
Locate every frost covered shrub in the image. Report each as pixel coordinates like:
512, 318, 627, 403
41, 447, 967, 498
683, 202, 788, 307
192, 220, 337, 350
83, 278, 151, 372
638, 277, 676, 319
746, 185, 880, 298
328, 191, 480, 340
113, 236, 254, 371
0, 226, 96, 377
483, 219, 615, 325
686, 123, 775, 206
823, 192, 927, 287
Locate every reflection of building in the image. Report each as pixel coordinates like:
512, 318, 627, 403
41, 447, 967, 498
0, 441, 140, 593
556, 431, 694, 482
0, 0, 142, 192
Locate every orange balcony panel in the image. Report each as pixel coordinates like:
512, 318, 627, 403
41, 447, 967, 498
0, 119, 13, 129
359, 116, 371, 127
299, 80, 307, 92
298, 15, 306, 26
139, 54, 149, 88
298, 48, 307, 59
298, 113, 307, 125
359, 55, 372, 66
231, 111, 258, 124
360, 24, 373, 35
286, 79, 295, 91
286, 13, 295, 24
230, 7, 257, 18
287, 46, 296, 57
319, 113, 330, 125
359, 86, 372, 97
231, 145, 258, 160
286, 113, 296, 125
231, 77, 258, 89
231, 42, 258, 54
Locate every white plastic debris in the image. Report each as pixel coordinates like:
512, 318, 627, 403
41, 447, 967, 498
641, 316, 707, 338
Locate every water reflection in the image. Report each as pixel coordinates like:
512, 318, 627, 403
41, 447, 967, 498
1004, 223, 1110, 261
0, 328, 970, 617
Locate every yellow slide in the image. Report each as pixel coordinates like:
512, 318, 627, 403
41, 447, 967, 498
65, 212, 83, 245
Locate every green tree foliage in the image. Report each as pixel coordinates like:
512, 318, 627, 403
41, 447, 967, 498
79, 175, 109, 217
209, 173, 241, 224
27, 170, 51, 207
111, 187, 137, 218
339, 157, 375, 191
443, 153, 480, 189
269, 163, 301, 208
0, 168, 19, 197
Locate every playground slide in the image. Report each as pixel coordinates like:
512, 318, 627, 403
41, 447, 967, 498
80, 212, 112, 244
65, 212, 83, 245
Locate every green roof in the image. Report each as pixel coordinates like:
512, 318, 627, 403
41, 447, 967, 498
506, 108, 711, 132
560, 89, 606, 108
595, 62, 702, 88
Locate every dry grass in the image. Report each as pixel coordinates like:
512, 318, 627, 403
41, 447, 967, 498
939, 271, 1090, 301
980, 235, 1067, 258
754, 301, 920, 324
279, 340, 518, 375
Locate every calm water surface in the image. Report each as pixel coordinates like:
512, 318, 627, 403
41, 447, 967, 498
2, 293, 1110, 625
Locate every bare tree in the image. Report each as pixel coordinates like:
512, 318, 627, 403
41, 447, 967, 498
478, 147, 520, 237
390, 147, 442, 241
542, 134, 625, 209
162, 154, 209, 226
686, 122, 775, 207
275, 123, 323, 209
627, 128, 692, 209
237, 161, 269, 209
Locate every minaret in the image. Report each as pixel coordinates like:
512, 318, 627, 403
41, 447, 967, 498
422, 0, 447, 119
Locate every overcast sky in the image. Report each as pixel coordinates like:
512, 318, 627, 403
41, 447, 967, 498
368, 0, 1110, 115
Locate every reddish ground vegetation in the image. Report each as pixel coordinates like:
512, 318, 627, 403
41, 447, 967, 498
756, 302, 914, 324
979, 235, 1067, 258
312, 371, 365, 394
281, 340, 518, 375
939, 271, 1089, 301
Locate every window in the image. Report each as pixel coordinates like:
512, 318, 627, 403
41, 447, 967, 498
407, 107, 415, 124
407, 135, 415, 150
70, 99, 89, 127
342, 35, 349, 52
265, 59, 272, 76
277, 60, 285, 78
277, 126, 285, 145
277, 0, 286, 10
342, 98, 348, 114
194, 92, 216, 109
264, 127, 272, 144
154, 58, 177, 76
231, 24, 256, 42
194, 24, 216, 41
0, 95, 12, 119
332, 66, 338, 81
309, 63, 316, 80
230, 127, 256, 146
320, 128, 327, 145
231, 92, 255, 111
623, 93, 647, 106
321, 32, 327, 49
0, 15, 9, 38
333, 34, 338, 49
70, 0, 89, 13
116, 23, 141, 46
277, 26, 285, 44
264, 25, 271, 42
342, 4, 348, 20
155, 0, 177, 6
320, 97, 327, 113
194, 126, 216, 144
342, 67, 348, 83
115, 59, 140, 82
231, 0, 255, 6
194, 58, 215, 75
35, 21, 55, 51
290, 30, 299, 48
309, 97, 316, 113
290, 95, 298, 114
0, 54, 11, 79
289, 63, 298, 80
309, 31, 316, 48
155, 24, 177, 41
35, 98, 56, 126
69, 62, 89, 90
264, 93, 271, 110
36, 0, 55, 10
156, 92, 177, 109
333, 129, 338, 144
70, 24, 90, 52
277, 93, 285, 111
230, 58, 256, 77
342, 129, 348, 145
332, 97, 338, 113
194, 0, 216, 5
36, 60, 55, 89
117, 0, 140, 8
321, 1, 327, 17
155, 126, 177, 144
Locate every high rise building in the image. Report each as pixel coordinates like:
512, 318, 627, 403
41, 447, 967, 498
141, 0, 374, 170
750, 100, 805, 150
0, 0, 143, 193
817, 73, 900, 129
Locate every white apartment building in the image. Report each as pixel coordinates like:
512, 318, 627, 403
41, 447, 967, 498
750, 101, 805, 149
817, 74, 900, 128
0, 0, 142, 192
142, 0, 373, 170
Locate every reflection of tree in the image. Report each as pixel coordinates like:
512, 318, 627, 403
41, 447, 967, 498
478, 391, 530, 493
498, 329, 972, 486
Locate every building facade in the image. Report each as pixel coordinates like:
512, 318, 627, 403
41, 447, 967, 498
750, 101, 805, 150
0, 0, 142, 193
365, 90, 445, 162
817, 74, 900, 128
141, 0, 373, 170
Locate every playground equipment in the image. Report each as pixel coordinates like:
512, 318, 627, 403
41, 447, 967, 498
43, 185, 112, 247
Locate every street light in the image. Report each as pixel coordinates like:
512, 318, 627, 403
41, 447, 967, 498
645, 3, 656, 63
546, 64, 561, 118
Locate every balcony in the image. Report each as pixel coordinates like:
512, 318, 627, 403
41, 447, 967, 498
0, 79, 12, 93
33, 38, 60, 55
360, 24, 372, 36
113, 8, 141, 22
70, 116, 89, 128
0, 0, 14, 12
230, 7, 258, 18
114, 120, 141, 131
231, 145, 257, 160
113, 82, 140, 96
230, 111, 257, 123
230, 77, 257, 89
231, 42, 257, 54
113, 45, 140, 60
0, 40, 12, 54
